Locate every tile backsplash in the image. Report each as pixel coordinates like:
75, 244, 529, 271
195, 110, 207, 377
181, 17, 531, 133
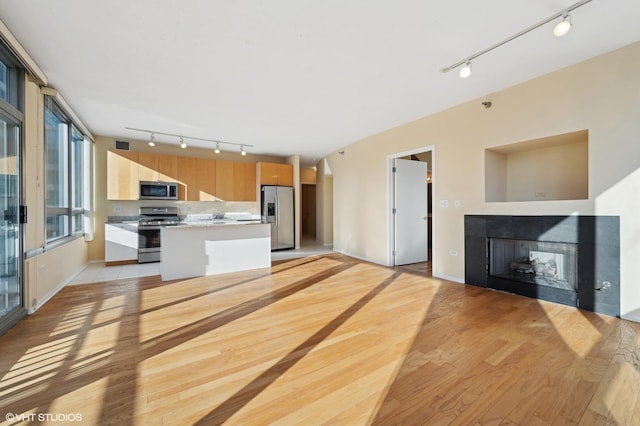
104, 200, 259, 219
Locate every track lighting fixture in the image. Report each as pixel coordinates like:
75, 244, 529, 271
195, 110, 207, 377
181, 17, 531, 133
126, 127, 253, 156
553, 14, 572, 37
459, 62, 472, 79
441, 0, 592, 78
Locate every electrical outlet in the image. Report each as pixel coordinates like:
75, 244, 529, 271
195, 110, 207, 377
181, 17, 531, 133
440, 200, 448, 208
179, 206, 188, 212
113, 206, 122, 213
450, 250, 458, 256
534, 192, 546, 198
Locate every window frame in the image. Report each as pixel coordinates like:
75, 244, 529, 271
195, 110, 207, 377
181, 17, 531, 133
44, 95, 91, 245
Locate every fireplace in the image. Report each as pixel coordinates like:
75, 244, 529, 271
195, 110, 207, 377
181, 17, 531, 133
464, 215, 620, 317
489, 239, 578, 292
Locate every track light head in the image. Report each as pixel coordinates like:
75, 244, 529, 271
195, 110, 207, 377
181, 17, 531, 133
553, 14, 572, 37
240, 145, 247, 156
179, 137, 187, 149
459, 61, 472, 79
214, 142, 221, 154
148, 133, 155, 147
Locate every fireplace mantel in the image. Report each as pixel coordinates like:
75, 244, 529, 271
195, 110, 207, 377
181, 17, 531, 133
464, 215, 620, 317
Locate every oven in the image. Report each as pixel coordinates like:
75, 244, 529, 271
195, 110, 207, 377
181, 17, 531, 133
137, 207, 181, 263
139, 181, 178, 200
138, 226, 162, 263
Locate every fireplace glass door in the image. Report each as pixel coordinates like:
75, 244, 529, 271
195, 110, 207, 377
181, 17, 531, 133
489, 238, 578, 292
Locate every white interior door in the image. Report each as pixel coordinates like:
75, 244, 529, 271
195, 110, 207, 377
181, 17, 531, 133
394, 158, 428, 265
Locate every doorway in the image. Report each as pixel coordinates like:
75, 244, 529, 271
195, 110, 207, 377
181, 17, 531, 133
301, 184, 316, 238
388, 147, 434, 274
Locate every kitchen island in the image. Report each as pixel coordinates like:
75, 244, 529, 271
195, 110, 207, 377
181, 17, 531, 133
160, 222, 271, 281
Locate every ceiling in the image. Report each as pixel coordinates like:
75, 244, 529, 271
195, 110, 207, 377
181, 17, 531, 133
1, 1, 639, 166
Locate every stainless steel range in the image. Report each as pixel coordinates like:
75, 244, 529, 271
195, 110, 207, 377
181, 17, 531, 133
138, 207, 181, 263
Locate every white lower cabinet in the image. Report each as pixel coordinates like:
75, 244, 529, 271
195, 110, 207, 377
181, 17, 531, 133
105, 223, 138, 263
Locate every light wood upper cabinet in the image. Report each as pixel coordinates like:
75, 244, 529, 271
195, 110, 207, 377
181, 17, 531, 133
158, 155, 178, 182
107, 149, 260, 201
177, 156, 197, 201
215, 159, 235, 201
233, 162, 257, 201
196, 158, 217, 201
277, 164, 294, 186
107, 150, 139, 200
258, 162, 293, 186
138, 152, 159, 182
258, 162, 279, 186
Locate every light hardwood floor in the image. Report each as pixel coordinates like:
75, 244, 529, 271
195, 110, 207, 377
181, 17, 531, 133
1, 253, 638, 425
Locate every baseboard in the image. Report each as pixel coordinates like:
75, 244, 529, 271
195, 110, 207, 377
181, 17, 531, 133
432, 273, 465, 284
28, 279, 67, 314
28, 263, 90, 314
106, 259, 138, 267
333, 248, 387, 266
621, 309, 640, 323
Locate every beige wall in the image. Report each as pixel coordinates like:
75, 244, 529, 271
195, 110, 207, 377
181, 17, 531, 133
328, 42, 640, 317
315, 159, 333, 246
24, 77, 45, 251
300, 167, 317, 184
25, 238, 89, 312
504, 140, 588, 202
286, 155, 301, 249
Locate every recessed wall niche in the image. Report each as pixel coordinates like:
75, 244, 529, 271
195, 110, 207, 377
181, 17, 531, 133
485, 130, 588, 202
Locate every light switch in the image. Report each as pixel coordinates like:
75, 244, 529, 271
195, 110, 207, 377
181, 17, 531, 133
454, 200, 460, 208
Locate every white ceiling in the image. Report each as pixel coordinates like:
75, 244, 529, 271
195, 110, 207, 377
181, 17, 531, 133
1, 1, 639, 165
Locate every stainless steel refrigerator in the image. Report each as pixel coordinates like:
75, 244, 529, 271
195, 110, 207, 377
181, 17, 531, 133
261, 185, 294, 250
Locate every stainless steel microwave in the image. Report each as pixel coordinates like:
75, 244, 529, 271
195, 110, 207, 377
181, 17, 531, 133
139, 181, 178, 200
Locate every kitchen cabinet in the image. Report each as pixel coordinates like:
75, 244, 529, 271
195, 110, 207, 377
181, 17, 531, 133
215, 159, 235, 201
218, 160, 257, 201
107, 150, 139, 200
177, 156, 197, 201
215, 160, 257, 201
160, 223, 270, 281
105, 223, 138, 265
234, 161, 256, 201
138, 152, 159, 182
158, 154, 178, 182
258, 162, 293, 186
138, 152, 179, 183
107, 149, 259, 202
196, 158, 217, 201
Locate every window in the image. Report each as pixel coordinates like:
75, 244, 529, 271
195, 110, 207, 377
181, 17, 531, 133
0, 61, 7, 100
0, 51, 22, 110
44, 96, 92, 243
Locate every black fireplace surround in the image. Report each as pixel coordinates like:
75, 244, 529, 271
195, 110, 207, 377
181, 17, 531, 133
465, 215, 620, 317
